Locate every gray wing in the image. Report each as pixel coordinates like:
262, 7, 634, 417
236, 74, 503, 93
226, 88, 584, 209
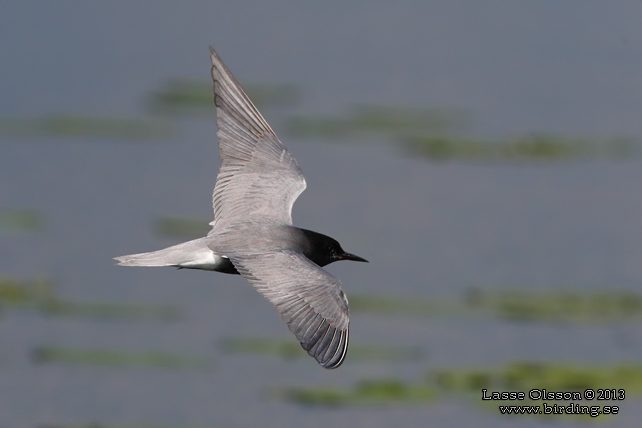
230, 250, 350, 369
209, 47, 306, 231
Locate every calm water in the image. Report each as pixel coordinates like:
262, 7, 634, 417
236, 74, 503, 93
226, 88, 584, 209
2, 2, 642, 427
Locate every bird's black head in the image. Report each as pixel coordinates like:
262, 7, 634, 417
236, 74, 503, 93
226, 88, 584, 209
298, 228, 368, 267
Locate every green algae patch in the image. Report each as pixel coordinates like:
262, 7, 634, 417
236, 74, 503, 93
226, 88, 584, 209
0, 208, 43, 232
0, 276, 180, 322
284, 116, 356, 140
41, 424, 207, 428
38, 299, 181, 322
433, 361, 640, 418
284, 106, 467, 140
281, 105, 637, 163
0, 115, 172, 140
221, 337, 423, 362
154, 217, 210, 238
351, 288, 642, 325
277, 361, 642, 409
402, 134, 636, 162
275, 379, 437, 406
351, 106, 468, 134
32, 346, 212, 370
349, 293, 454, 317
148, 79, 299, 115
432, 362, 642, 394
474, 288, 642, 324
0, 277, 53, 307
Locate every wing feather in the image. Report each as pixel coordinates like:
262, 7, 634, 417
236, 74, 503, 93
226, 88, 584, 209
230, 251, 350, 369
209, 47, 306, 230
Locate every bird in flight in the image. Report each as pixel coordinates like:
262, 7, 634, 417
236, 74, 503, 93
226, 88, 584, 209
115, 47, 367, 369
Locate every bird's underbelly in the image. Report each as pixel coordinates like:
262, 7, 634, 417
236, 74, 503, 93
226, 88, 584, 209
177, 252, 239, 274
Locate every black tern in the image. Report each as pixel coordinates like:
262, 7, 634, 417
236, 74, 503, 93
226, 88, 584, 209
115, 47, 367, 369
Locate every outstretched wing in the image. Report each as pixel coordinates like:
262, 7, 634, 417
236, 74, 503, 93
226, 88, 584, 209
230, 250, 350, 369
209, 47, 306, 231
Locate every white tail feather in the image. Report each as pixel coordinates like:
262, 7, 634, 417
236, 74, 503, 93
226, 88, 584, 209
115, 237, 221, 270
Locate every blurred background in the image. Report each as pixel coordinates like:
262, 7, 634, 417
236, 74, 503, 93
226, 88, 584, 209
1, 1, 642, 427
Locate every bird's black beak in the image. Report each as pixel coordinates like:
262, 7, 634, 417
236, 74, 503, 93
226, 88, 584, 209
339, 252, 369, 263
